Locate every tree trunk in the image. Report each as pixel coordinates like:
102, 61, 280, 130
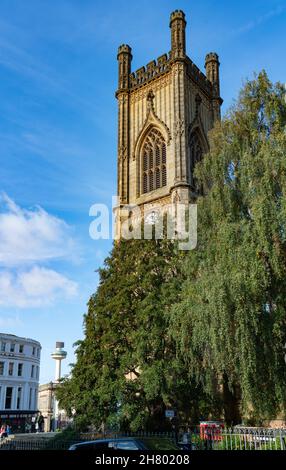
222, 375, 241, 426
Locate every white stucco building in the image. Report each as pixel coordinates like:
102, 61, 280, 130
0, 333, 41, 431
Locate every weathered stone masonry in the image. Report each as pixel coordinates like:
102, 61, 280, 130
115, 10, 223, 235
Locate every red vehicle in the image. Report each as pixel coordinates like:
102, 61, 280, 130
200, 421, 224, 441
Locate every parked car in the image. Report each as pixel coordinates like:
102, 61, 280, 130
69, 437, 181, 451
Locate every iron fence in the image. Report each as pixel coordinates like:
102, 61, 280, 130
0, 427, 285, 451
187, 427, 286, 451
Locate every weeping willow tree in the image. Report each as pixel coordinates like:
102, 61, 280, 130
170, 71, 286, 424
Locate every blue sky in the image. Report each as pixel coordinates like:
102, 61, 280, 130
0, 0, 285, 384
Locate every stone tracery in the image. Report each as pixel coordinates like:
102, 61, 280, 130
141, 128, 167, 194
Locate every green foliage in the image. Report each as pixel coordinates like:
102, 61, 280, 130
57, 238, 217, 431
46, 427, 80, 449
57, 71, 286, 429
170, 71, 286, 422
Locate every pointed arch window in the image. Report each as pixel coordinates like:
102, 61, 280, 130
190, 130, 204, 191
141, 128, 167, 194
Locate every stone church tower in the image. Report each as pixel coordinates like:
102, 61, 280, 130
115, 10, 222, 236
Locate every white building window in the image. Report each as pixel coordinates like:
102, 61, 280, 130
16, 387, 22, 410
19, 344, 24, 353
0, 362, 4, 376
32, 346, 36, 356
5, 387, 13, 409
1, 342, 6, 352
29, 387, 32, 410
31, 364, 35, 378
18, 363, 23, 377
8, 362, 14, 376
10, 343, 15, 353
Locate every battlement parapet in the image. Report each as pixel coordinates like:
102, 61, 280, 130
170, 10, 186, 25
205, 52, 219, 64
186, 58, 213, 97
129, 53, 171, 90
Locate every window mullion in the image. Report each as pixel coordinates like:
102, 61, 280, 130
160, 144, 163, 187
141, 130, 167, 194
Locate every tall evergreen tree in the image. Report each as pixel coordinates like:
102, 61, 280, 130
57, 237, 218, 431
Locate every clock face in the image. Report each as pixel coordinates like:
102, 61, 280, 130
145, 210, 159, 225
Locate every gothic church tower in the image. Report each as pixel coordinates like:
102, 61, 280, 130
115, 10, 222, 235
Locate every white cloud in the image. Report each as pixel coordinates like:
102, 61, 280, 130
0, 266, 77, 308
0, 194, 79, 308
0, 192, 77, 267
